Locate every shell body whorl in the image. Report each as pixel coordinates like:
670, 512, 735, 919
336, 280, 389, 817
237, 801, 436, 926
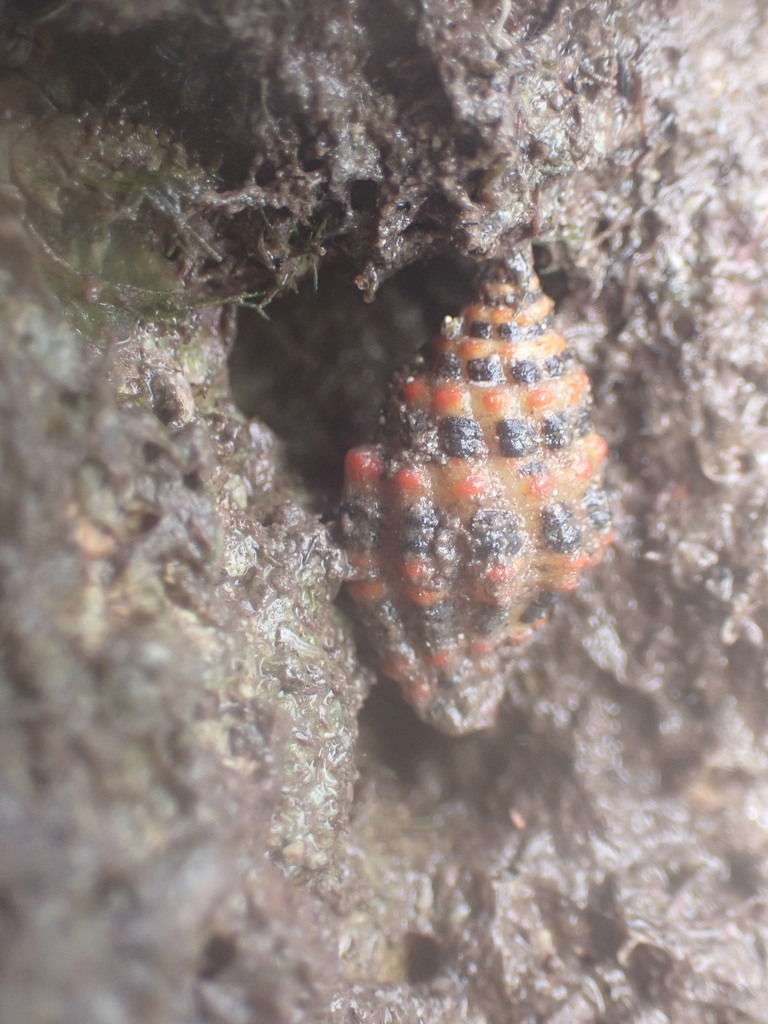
341, 252, 613, 734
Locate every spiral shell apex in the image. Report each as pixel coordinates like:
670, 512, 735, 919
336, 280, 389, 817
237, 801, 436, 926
341, 250, 613, 734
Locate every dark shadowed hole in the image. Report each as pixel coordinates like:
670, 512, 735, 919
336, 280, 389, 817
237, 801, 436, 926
531, 244, 599, 318
522, 0, 562, 41
669, 308, 696, 341
301, 157, 325, 173
254, 162, 277, 186
356, 676, 450, 786
228, 255, 475, 505
57, 389, 85, 409
533, 243, 571, 305
199, 933, 237, 980
182, 471, 203, 492
349, 178, 379, 212
627, 942, 674, 1002
538, 265, 569, 304
584, 875, 626, 961
404, 932, 442, 983
142, 441, 165, 463
456, 131, 479, 158
725, 848, 763, 899
138, 511, 160, 533
641, 209, 664, 246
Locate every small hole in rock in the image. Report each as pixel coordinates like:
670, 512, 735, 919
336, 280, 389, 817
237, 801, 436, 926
301, 156, 325, 173
57, 389, 83, 409
138, 512, 160, 534
182, 472, 203, 492
357, 677, 449, 786
726, 848, 762, 899
404, 932, 442, 984
350, 178, 379, 212
627, 942, 673, 1002
199, 933, 237, 980
535, 264, 570, 305
255, 162, 277, 186
142, 441, 165, 464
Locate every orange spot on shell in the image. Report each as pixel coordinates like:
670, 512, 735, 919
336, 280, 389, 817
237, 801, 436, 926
506, 628, 532, 646
394, 467, 426, 495
345, 447, 383, 484
404, 679, 432, 705
498, 343, 520, 358
573, 453, 594, 480
347, 580, 386, 602
564, 371, 590, 404
425, 649, 453, 668
483, 390, 508, 414
486, 563, 516, 582
585, 433, 609, 461
562, 551, 590, 571
516, 294, 554, 326
469, 638, 495, 654
523, 469, 554, 498
458, 339, 490, 359
382, 659, 412, 683
347, 551, 373, 570
538, 330, 567, 355
579, 545, 610, 570
453, 472, 488, 501
552, 572, 581, 592
407, 587, 444, 606
433, 385, 465, 414
464, 304, 486, 322
526, 388, 554, 411
402, 558, 431, 582
403, 377, 427, 404
488, 306, 516, 324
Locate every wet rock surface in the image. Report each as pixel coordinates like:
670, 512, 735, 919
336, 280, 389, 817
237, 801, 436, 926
1, 1, 768, 1023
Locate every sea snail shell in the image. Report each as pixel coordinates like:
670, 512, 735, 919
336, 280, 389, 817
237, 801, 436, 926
341, 250, 613, 734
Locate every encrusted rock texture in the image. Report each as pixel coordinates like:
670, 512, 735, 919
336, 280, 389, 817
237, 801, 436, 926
1, 1, 768, 1023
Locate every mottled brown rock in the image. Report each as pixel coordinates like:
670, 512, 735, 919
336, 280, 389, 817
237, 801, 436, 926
2, 2, 768, 1024
0, 199, 361, 1024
